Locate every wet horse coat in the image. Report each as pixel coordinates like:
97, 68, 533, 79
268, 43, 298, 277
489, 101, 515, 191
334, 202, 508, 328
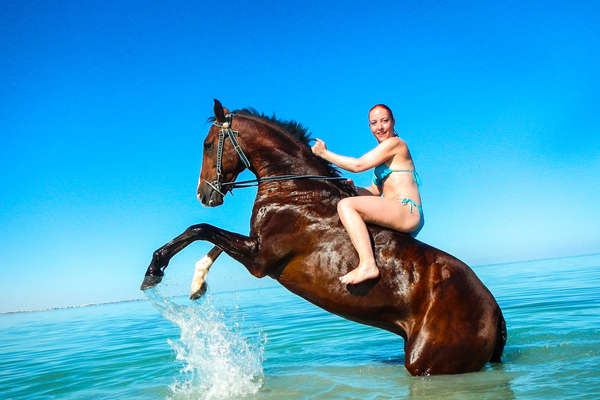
142, 100, 506, 376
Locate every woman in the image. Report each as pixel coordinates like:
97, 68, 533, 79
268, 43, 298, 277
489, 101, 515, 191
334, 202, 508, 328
311, 104, 424, 285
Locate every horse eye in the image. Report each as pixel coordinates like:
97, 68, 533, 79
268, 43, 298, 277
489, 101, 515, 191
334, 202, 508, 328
204, 142, 214, 150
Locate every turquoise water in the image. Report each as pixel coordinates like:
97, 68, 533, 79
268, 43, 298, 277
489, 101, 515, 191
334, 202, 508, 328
1, 253, 599, 399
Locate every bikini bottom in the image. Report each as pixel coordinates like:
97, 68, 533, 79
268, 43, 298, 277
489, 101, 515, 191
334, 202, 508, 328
400, 198, 424, 238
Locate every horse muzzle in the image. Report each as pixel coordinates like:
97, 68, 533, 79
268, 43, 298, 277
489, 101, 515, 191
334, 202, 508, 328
197, 180, 224, 207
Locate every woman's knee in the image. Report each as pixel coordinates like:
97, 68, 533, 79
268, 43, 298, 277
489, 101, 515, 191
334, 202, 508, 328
337, 197, 354, 214
338, 198, 361, 220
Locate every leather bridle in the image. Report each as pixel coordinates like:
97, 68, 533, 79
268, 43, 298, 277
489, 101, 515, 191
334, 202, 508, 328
205, 113, 250, 196
204, 113, 348, 197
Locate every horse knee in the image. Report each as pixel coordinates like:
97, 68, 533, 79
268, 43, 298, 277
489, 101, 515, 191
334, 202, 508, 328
404, 360, 427, 376
187, 223, 210, 237
404, 350, 445, 376
404, 342, 431, 376
188, 223, 206, 231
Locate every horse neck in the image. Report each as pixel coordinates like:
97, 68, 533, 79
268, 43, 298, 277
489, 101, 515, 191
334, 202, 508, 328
240, 119, 328, 179
235, 117, 350, 201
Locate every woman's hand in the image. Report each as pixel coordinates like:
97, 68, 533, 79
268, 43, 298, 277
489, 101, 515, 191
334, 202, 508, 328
311, 138, 327, 158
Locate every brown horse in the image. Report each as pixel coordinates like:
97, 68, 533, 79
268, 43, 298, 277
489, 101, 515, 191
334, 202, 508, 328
141, 100, 506, 376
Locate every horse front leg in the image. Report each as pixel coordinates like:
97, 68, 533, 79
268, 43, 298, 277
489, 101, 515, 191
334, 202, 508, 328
140, 223, 260, 290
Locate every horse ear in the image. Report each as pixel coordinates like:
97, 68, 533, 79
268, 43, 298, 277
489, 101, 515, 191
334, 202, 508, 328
214, 99, 226, 122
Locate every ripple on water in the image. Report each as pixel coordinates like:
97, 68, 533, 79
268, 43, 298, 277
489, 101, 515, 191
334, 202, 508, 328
1, 254, 600, 399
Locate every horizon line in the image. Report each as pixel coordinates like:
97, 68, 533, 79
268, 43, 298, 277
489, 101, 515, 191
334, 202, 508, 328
2, 251, 599, 315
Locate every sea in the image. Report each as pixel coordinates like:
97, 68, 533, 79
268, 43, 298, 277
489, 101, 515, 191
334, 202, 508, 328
1, 253, 599, 399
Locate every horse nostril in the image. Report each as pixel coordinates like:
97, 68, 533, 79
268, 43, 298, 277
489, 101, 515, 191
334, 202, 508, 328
208, 199, 214, 206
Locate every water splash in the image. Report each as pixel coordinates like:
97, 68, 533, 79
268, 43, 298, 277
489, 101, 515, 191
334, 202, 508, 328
145, 288, 265, 399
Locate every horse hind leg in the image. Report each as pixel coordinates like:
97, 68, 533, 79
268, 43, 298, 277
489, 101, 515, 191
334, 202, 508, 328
490, 308, 507, 363
403, 331, 493, 376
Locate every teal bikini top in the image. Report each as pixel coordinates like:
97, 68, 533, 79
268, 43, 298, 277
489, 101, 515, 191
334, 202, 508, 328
373, 163, 421, 187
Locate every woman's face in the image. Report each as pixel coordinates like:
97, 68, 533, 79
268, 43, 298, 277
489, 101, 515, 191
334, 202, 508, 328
369, 107, 395, 143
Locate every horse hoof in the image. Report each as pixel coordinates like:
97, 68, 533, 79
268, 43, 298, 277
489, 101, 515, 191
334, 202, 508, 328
140, 275, 163, 290
190, 282, 208, 300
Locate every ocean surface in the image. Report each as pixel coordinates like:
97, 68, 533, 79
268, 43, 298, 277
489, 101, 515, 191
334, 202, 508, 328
1, 253, 599, 399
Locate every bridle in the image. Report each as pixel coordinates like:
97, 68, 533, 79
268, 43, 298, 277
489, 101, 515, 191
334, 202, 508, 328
204, 113, 347, 197
205, 113, 251, 196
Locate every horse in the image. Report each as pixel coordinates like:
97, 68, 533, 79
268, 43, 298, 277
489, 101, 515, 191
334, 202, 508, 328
141, 99, 506, 376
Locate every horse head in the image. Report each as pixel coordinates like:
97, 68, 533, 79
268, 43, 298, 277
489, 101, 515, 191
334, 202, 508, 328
197, 99, 250, 207
197, 100, 354, 207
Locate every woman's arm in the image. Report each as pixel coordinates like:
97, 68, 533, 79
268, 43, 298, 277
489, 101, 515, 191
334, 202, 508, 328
311, 137, 404, 173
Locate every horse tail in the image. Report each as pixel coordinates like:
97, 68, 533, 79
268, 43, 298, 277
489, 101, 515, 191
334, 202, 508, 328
490, 307, 507, 363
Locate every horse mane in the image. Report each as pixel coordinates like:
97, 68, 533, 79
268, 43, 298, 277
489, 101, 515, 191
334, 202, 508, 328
235, 108, 312, 145
235, 108, 343, 173
209, 108, 356, 196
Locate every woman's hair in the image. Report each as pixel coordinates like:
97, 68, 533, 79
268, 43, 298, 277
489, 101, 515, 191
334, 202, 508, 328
368, 104, 394, 121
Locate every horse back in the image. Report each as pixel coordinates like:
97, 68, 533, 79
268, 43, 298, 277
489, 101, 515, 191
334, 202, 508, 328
373, 229, 501, 334
375, 230, 504, 369
251, 197, 501, 356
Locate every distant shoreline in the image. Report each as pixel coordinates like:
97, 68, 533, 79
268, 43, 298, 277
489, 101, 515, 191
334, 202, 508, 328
0, 285, 282, 315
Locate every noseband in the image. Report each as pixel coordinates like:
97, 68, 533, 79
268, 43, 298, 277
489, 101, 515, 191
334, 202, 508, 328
204, 113, 348, 197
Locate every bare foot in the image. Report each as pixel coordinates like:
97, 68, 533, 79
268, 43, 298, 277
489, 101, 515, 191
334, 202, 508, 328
339, 262, 379, 284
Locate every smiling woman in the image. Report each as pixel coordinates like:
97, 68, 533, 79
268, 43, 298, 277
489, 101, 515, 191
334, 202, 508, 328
311, 104, 424, 284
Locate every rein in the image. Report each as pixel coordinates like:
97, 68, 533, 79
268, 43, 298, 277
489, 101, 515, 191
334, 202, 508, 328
207, 113, 347, 196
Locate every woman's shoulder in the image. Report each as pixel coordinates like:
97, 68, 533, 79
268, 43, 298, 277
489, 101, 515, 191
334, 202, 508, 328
384, 136, 408, 153
378, 136, 406, 146
373, 136, 408, 161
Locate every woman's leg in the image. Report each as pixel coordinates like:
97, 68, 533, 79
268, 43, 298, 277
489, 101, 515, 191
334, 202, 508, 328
337, 197, 380, 284
338, 196, 421, 284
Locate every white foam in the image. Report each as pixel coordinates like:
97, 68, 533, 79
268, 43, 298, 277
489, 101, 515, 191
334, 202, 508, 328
145, 288, 265, 399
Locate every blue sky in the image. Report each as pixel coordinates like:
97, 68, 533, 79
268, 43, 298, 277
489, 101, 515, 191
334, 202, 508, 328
1, 1, 599, 312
